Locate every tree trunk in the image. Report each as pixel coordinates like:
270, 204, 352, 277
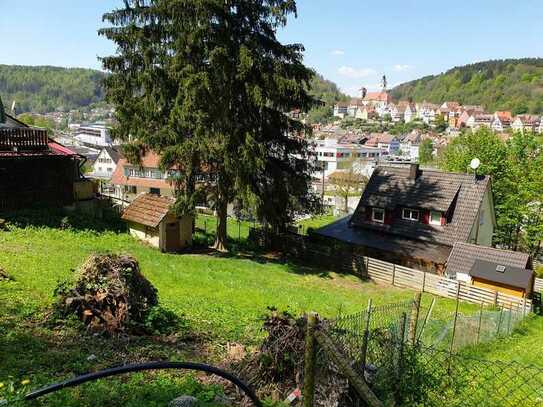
344, 195, 349, 214
213, 195, 228, 252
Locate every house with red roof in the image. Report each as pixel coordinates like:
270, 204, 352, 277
110, 150, 180, 203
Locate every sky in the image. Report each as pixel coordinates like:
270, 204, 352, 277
1, 0, 542, 96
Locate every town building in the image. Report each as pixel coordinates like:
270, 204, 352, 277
311, 138, 387, 177
74, 124, 114, 147
416, 102, 439, 124
110, 151, 178, 202
511, 115, 540, 133
466, 113, 493, 129
315, 163, 495, 274
89, 147, 121, 180
121, 193, 193, 252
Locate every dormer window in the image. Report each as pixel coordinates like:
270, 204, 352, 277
402, 208, 419, 221
372, 208, 385, 223
430, 211, 442, 225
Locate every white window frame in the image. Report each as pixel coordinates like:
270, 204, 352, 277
372, 208, 385, 223
402, 208, 420, 221
430, 211, 442, 225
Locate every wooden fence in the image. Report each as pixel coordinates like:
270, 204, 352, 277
365, 257, 531, 312
535, 277, 543, 293
250, 229, 533, 312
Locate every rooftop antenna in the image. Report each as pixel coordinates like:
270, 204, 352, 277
470, 157, 480, 180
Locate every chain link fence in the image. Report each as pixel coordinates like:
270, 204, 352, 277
307, 298, 543, 406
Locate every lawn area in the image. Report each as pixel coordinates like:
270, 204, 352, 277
0, 219, 534, 405
295, 213, 341, 234
461, 314, 543, 367
194, 213, 254, 244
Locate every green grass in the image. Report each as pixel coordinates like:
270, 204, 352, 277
461, 315, 543, 367
295, 214, 341, 234
0, 218, 533, 405
194, 214, 254, 243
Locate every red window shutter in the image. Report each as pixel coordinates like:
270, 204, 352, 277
422, 211, 430, 224
385, 210, 393, 224
441, 214, 446, 225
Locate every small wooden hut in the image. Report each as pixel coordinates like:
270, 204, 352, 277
121, 193, 192, 252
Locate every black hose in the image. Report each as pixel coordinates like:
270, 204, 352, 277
24, 361, 262, 406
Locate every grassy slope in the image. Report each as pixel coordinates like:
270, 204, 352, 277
1, 222, 538, 404
0, 224, 464, 405
295, 214, 341, 234
462, 315, 543, 367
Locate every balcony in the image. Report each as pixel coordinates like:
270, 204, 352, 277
0, 128, 49, 151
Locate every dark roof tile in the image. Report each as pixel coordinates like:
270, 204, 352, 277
446, 242, 531, 278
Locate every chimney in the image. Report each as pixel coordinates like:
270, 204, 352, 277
408, 163, 419, 180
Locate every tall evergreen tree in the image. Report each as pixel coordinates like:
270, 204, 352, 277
0, 95, 5, 123
100, 0, 318, 250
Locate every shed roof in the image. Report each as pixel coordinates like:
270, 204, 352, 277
122, 193, 174, 228
470, 259, 533, 291
446, 242, 531, 278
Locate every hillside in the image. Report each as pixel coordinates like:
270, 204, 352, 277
390, 58, 543, 114
0, 64, 346, 118
306, 73, 349, 123
0, 64, 106, 113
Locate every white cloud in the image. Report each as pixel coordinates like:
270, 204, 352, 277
331, 49, 345, 56
337, 66, 376, 79
393, 64, 412, 72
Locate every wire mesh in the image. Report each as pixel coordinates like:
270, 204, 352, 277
316, 300, 541, 407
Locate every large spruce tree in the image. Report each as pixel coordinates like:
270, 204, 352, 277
0, 96, 5, 123
100, 0, 317, 251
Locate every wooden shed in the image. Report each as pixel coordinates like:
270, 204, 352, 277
121, 193, 193, 252
470, 259, 534, 298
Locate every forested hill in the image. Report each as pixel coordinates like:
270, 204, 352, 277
390, 58, 543, 114
0, 64, 346, 117
0, 65, 106, 113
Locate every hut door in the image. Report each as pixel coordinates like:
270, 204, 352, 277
165, 221, 181, 252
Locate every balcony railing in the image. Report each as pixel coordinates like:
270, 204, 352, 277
0, 128, 49, 151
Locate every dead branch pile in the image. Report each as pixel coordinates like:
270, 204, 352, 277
54, 254, 158, 335
233, 310, 351, 406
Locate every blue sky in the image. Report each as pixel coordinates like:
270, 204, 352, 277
1, 0, 542, 96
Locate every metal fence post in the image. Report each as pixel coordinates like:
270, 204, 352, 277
496, 307, 504, 337
204, 219, 207, 235
395, 312, 407, 406
476, 301, 484, 344
304, 313, 318, 407
448, 284, 461, 369
409, 292, 422, 345
507, 304, 512, 335
422, 271, 426, 292
392, 264, 396, 286
360, 299, 373, 372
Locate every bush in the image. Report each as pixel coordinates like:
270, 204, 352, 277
535, 265, 543, 279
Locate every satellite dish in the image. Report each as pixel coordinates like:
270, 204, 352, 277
470, 158, 481, 170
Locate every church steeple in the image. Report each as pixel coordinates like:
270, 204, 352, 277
381, 75, 387, 92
